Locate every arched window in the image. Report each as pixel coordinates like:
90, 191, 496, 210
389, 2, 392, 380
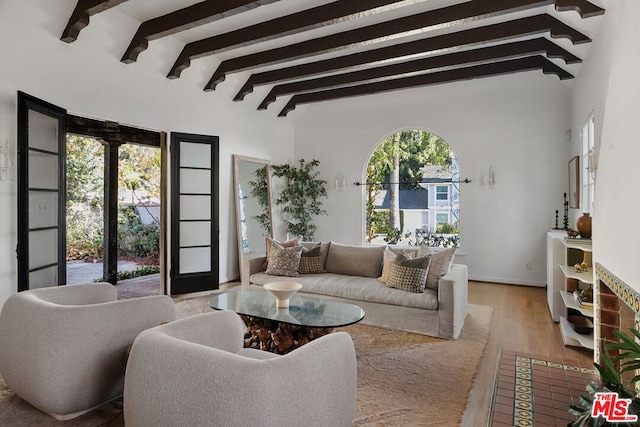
365, 130, 460, 247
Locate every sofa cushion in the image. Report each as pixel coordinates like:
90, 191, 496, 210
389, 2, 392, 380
265, 243, 303, 277
250, 272, 438, 310
418, 246, 456, 290
299, 244, 326, 274
325, 243, 384, 278
385, 252, 431, 293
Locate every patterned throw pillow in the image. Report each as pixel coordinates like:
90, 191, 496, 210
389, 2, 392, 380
299, 244, 326, 274
386, 265, 429, 293
261, 236, 302, 271
385, 252, 431, 293
265, 243, 304, 277
378, 247, 414, 284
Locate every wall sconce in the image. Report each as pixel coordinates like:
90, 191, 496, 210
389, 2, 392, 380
0, 139, 16, 182
587, 147, 598, 181
335, 172, 346, 192
480, 166, 496, 190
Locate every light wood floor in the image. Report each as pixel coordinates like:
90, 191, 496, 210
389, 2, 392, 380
462, 281, 593, 427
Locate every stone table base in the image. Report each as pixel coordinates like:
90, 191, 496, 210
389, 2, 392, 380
241, 315, 333, 355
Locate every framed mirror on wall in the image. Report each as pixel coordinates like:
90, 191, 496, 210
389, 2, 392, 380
568, 156, 580, 209
232, 155, 274, 286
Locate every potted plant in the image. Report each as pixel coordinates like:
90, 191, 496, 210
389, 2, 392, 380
272, 159, 327, 241
569, 328, 640, 426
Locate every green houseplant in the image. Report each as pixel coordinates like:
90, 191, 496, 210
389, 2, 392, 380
272, 159, 327, 241
569, 328, 640, 426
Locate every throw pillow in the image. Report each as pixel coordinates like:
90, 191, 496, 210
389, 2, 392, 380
265, 243, 304, 277
378, 247, 414, 284
299, 244, 326, 274
419, 246, 456, 290
385, 252, 431, 293
261, 236, 302, 270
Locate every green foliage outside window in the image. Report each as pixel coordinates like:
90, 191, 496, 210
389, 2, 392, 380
436, 223, 459, 234
117, 205, 159, 261
66, 136, 160, 269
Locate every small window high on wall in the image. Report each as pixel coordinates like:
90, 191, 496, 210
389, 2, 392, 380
581, 113, 595, 214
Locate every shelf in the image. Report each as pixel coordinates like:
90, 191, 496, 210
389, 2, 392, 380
559, 316, 594, 350
559, 264, 594, 284
562, 239, 593, 252
559, 291, 594, 317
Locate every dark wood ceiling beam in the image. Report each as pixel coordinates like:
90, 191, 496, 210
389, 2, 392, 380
277, 55, 573, 117
234, 14, 586, 101
166, 0, 424, 78
204, 0, 601, 90
555, 0, 606, 18
61, 0, 129, 43
121, 0, 280, 64
258, 38, 579, 110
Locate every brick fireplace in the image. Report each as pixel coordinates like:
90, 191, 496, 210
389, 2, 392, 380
595, 263, 640, 365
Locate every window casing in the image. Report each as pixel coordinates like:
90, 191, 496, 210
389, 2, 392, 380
436, 185, 448, 201
436, 212, 449, 224
581, 114, 595, 214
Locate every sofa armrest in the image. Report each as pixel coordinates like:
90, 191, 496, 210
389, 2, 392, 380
248, 256, 267, 275
437, 264, 468, 339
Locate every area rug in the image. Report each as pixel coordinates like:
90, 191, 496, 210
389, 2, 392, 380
343, 304, 493, 426
0, 302, 492, 426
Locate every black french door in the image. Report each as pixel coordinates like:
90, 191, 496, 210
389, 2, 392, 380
17, 92, 215, 296
170, 132, 219, 294
17, 92, 67, 291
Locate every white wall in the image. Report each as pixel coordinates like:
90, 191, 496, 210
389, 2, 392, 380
293, 71, 571, 286
582, 1, 640, 293
0, 1, 295, 308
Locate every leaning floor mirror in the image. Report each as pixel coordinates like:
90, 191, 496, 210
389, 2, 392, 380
232, 155, 275, 286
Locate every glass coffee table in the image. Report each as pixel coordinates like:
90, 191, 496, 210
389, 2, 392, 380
210, 288, 365, 354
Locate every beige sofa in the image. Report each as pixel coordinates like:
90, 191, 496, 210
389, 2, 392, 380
249, 242, 468, 339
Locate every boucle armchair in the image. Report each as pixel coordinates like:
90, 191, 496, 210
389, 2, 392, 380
124, 310, 357, 427
0, 282, 176, 420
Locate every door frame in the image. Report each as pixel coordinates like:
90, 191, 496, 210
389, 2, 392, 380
17, 92, 67, 291
170, 132, 219, 295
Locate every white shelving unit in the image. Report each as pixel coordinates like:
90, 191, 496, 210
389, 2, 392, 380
546, 230, 566, 322
557, 238, 593, 350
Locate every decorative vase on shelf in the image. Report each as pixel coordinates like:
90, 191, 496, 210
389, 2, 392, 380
576, 213, 592, 239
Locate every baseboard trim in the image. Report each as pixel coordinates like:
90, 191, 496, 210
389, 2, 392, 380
469, 275, 545, 287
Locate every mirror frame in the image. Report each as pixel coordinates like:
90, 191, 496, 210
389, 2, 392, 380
568, 155, 580, 209
232, 155, 275, 286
